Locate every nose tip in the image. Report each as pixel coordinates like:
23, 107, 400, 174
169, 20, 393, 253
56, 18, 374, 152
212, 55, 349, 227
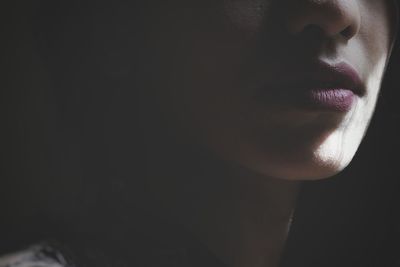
286, 0, 361, 40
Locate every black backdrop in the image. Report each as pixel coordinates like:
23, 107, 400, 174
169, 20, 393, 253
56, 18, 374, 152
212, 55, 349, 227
1, 1, 400, 267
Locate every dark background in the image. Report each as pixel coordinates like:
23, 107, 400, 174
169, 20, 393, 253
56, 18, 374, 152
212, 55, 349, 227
1, 1, 400, 267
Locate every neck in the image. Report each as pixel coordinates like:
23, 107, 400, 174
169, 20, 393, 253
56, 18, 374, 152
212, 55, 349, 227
58, 151, 301, 267
147, 160, 301, 267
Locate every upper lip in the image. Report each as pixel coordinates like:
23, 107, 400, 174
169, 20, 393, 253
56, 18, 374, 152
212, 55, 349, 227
262, 60, 364, 96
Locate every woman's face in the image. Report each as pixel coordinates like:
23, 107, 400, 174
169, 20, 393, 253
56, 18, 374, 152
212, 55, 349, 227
147, 0, 396, 180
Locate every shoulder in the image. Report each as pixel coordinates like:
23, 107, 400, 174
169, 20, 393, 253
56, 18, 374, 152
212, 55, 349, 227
0, 243, 73, 267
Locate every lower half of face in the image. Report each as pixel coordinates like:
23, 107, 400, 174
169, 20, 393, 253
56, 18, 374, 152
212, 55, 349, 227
150, 0, 394, 180
169, 61, 386, 180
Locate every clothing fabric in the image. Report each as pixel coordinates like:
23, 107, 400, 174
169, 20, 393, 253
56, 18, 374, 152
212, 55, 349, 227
0, 244, 72, 267
0, 239, 226, 267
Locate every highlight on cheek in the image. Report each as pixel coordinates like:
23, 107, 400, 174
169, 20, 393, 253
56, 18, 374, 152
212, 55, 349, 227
365, 54, 388, 107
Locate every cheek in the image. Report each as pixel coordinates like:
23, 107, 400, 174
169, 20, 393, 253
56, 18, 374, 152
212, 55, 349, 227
349, 2, 392, 126
359, 1, 393, 66
222, 0, 272, 36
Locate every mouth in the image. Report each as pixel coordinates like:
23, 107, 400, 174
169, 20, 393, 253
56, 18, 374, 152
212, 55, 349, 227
256, 61, 364, 112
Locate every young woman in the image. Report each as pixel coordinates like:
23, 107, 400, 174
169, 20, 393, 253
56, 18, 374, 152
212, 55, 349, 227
1, 0, 399, 266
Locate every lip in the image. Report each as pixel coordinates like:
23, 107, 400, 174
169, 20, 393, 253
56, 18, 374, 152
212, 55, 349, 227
256, 61, 364, 112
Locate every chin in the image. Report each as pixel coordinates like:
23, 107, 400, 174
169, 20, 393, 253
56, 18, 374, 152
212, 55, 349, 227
250, 124, 365, 180
237, 155, 351, 181
229, 139, 359, 181
273, 160, 349, 181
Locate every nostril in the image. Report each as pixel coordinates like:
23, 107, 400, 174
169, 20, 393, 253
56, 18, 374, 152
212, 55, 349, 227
285, 1, 361, 42
340, 26, 354, 39
301, 24, 356, 41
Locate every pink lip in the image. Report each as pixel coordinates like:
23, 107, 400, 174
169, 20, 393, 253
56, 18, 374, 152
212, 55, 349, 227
257, 61, 364, 112
305, 88, 355, 112
307, 61, 363, 96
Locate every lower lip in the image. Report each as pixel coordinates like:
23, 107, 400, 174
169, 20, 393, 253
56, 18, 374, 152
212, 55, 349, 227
299, 89, 356, 112
257, 87, 357, 112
